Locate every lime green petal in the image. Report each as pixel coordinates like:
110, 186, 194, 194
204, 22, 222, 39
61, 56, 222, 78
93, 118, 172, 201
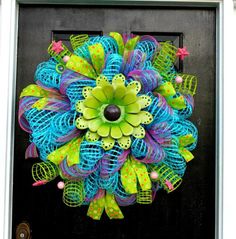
125, 102, 141, 113
117, 136, 131, 149
82, 86, 93, 98
92, 87, 107, 103
133, 125, 146, 138
110, 125, 122, 139
119, 121, 134, 136
96, 74, 109, 87
83, 95, 102, 109
101, 136, 115, 150
122, 92, 138, 105
138, 111, 153, 124
88, 118, 103, 132
127, 81, 141, 94
102, 84, 114, 101
83, 108, 99, 120
85, 131, 100, 142
137, 95, 152, 109
97, 123, 110, 137
75, 116, 88, 129
75, 100, 85, 113
125, 114, 141, 127
112, 74, 125, 87
114, 85, 127, 100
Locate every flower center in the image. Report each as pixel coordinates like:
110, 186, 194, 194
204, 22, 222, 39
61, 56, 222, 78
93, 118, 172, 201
104, 104, 121, 121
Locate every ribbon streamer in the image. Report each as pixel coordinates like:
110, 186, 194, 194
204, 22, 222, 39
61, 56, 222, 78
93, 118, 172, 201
121, 155, 151, 194
87, 191, 124, 220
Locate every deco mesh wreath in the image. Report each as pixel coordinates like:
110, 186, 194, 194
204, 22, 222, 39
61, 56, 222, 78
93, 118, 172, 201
18, 32, 198, 220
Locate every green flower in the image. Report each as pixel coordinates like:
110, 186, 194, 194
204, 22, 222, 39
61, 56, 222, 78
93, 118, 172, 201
75, 74, 153, 150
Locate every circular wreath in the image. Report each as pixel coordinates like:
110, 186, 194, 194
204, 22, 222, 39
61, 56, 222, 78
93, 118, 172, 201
19, 32, 198, 220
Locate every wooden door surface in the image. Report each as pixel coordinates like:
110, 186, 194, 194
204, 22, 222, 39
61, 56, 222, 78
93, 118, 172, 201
13, 5, 216, 239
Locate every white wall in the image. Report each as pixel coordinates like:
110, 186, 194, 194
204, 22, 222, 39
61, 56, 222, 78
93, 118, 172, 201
223, 1, 236, 239
0, 0, 236, 239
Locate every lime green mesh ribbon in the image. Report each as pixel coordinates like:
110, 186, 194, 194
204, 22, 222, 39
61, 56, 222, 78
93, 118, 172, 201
63, 180, 85, 207
87, 191, 124, 220
70, 34, 89, 51
32, 161, 58, 182
172, 73, 198, 96
155, 81, 186, 110
152, 163, 182, 193
178, 134, 196, 162
47, 137, 82, 166
137, 189, 153, 204
121, 155, 151, 194
152, 41, 177, 81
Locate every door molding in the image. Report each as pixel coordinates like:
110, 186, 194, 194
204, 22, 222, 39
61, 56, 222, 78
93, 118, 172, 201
15, 0, 221, 6
0, 1, 223, 239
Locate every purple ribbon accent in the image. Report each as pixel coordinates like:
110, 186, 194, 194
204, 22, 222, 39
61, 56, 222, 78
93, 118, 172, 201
60, 70, 91, 95
25, 142, 38, 159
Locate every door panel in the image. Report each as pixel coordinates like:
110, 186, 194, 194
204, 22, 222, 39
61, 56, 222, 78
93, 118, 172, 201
13, 5, 216, 239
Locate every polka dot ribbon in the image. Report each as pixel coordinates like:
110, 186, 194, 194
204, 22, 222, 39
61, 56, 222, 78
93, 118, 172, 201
155, 82, 186, 110
20, 84, 50, 99
109, 32, 124, 55
120, 155, 151, 194
88, 43, 105, 75
178, 134, 195, 162
47, 137, 82, 166
66, 54, 97, 79
87, 191, 124, 220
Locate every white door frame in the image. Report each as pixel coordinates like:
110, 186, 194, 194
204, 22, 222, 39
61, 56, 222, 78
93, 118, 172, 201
0, 1, 224, 239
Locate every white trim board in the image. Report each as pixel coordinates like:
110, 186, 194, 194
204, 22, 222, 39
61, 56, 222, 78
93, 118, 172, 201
0, 1, 224, 239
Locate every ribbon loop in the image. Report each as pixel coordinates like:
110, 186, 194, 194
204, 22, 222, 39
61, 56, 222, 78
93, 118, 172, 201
178, 134, 195, 162
155, 82, 186, 110
121, 155, 151, 194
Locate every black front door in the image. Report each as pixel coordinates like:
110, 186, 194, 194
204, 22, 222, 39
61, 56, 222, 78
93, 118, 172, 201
13, 5, 216, 239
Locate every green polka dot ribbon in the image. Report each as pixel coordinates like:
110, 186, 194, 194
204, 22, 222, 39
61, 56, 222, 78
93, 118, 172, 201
87, 191, 124, 220
88, 43, 105, 75
47, 137, 82, 166
32, 97, 49, 110
120, 155, 151, 194
20, 84, 50, 98
155, 81, 186, 110
109, 32, 124, 55
178, 134, 196, 162
66, 54, 97, 79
